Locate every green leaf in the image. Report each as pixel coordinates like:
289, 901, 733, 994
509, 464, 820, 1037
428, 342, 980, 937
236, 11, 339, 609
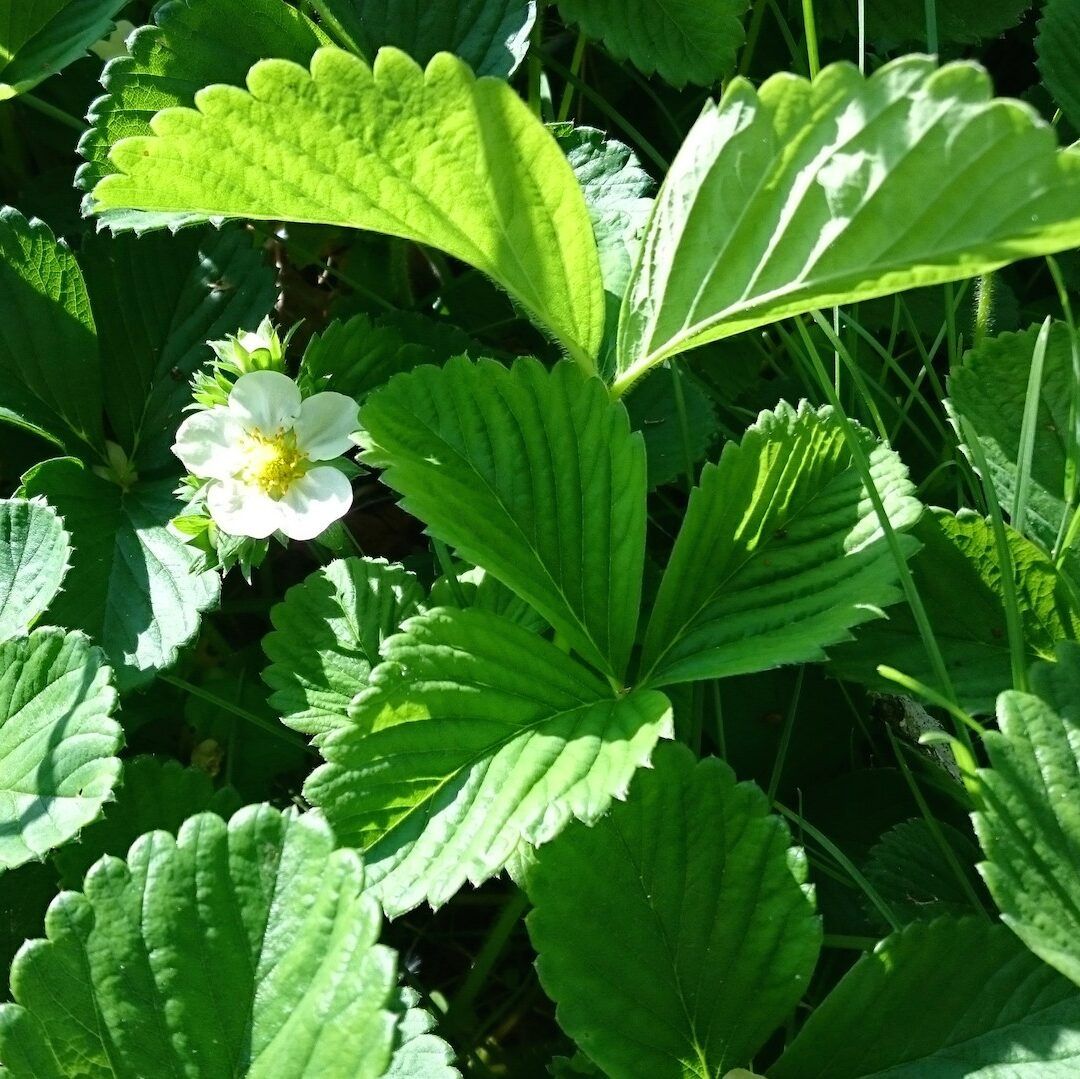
830, 509, 1080, 715
819, 0, 1030, 46
316, 0, 535, 77
0, 208, 102, 451
52, 756, 241, 888
0, 805, 422, 1078
387, 989, 460, 1078
863, 818, 986, 925
90, 46, 606, 369
299, 310, 475, 402
558, 126, 654, 370
21, 458, 219, 690
770, 917, 1080, 1078
81, 227, 278, 471
526, 743, 821, 1078
429, 563, 547, 633
0, 0, 128, 99
360, 357, 646, 682
263, 557, 425, 743
0, 498, 70, 641
565, 130, 654, 279
639, 401, 921, 689
1038, 0, 1080, 133
556, 0, 749, 89
974, 642, 1080, 988
949, 323, 1077, 558
614, 56, 1080, 393
623, 368, 717, 490
0, 628, 121, 870
78, 0, 326, 225
304, 607, 672, 916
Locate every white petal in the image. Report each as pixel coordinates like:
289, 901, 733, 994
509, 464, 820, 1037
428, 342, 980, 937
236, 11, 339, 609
228, 371, 302, 434
206, 479, 283, 539
294, 392, 360, 460
237, 328, 273, 353
172, 409, 243, 480
275, 466, 353, 541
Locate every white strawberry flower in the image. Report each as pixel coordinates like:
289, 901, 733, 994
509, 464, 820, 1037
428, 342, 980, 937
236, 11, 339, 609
173, 371, 358, 541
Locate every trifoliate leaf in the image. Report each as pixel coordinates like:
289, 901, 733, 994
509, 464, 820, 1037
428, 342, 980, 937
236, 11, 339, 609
0, 208, 102, 451
556, 0, 749, 89
81, 227, 278, 471
0, 0, 128, 99
1038, 0, 1080, 132
615, 57, 1080, 393
949, 322, 1077, 559
527, 743, 820, 1077
0, 498, 70, 641
0, 628, 121, 870
974, 642, 1080, 988
359, 357, 646, 682
639, 401, 921, 689
317, 0, 535, 77
21, 458, 219, 690
305, 608, 672, 916
263, 558, 425, 743
78, 0, 326, 226
52, 756, 241, 888
830, 509, 1080, 715
771, 918, 1080, 1077
90, 47, 606, 369
0, 806, 409, 1078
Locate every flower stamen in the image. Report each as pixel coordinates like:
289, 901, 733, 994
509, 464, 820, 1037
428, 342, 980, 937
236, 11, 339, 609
238, 429, 308, 499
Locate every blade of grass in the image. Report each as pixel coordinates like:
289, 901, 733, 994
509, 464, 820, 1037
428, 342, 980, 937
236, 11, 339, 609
794, 315, 973, 765
767, 665, 805, 802
884, 725, 991, 918
956, 415, 1029, 692
1012, 317, 1052, 538
775, 802, 902, 933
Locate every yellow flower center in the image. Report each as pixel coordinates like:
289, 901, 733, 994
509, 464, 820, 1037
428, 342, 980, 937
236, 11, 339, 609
238, 429, 307, 499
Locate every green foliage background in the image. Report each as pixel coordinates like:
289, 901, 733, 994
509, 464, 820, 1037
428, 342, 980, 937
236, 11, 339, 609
2, 0, 1080, 1076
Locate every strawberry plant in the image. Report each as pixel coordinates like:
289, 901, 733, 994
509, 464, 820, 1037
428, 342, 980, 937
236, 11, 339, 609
3, 0, 1080, 1075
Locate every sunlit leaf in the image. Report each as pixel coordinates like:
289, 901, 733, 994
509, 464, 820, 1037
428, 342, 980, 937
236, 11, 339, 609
640, 401, 921, 689
0, 806, 443, 1078
78, 0, 326, 226
975, 642, 1080, 988
90, 47, 605, 368
616, 57, 1080, 393
305, 608, 672, 916
263, 557, 425, 743
0, 629, 121, 870
360, 357, 646, 682
771, 917, 1080, 1077
0, 498, 69, 641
